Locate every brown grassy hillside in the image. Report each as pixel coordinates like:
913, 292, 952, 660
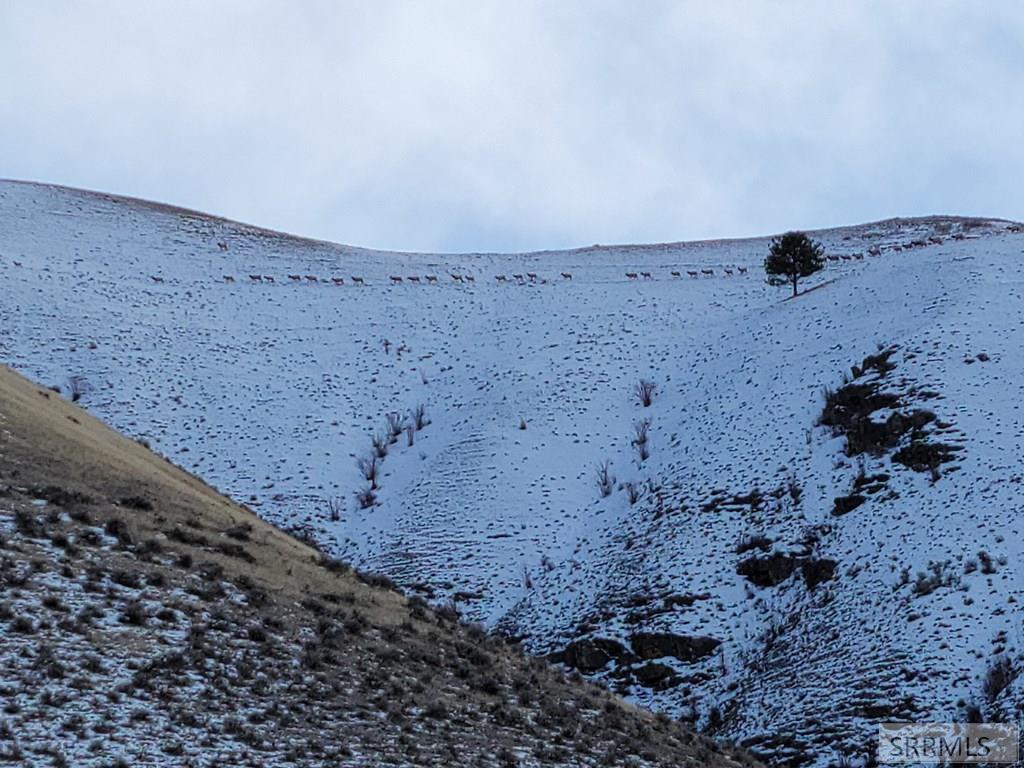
0, 364, 758, 767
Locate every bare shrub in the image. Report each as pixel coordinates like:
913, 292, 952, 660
120, 601, 147, 626
411, 404, 430, 430
406, 426, 415, 447
635, 379, 656, 407
912, 560, 956, 596
326, 497, 343, 522
983, 655, 1018, 705
371, 433, 389, 459
385, 413, 404, 443
632, 419, 651, 461
355, 487, 376, 509
624, 482, 642, 505
357, 456, 380, 490
595, 461, 615, 498
67, 375, 89, 403
787, 475, 802, 504
15, 509, 44, 538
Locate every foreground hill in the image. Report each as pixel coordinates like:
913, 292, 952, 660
0, 364, 754, 766
3, 180, 1023, 765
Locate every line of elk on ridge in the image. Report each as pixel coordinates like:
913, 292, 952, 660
203, 268, 757, 285
152, 231, 960, 286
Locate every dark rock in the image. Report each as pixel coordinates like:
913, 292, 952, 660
630, 632, 721, 663
801, 558, 838, 589
819, 383, 900, 433
631, 662, 676, 688
736, 553, 797, 587
556, 637, 629, 673
844, 409, 934, 456
832, 494, 866, 517
893, 441, 961, 471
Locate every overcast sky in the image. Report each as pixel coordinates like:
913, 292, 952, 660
1, 2, 1021, 253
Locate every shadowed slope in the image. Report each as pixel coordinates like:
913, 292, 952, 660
0, 364, 757, 767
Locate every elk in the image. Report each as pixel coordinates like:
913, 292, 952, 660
390, 276, 403, 284
465, 275, 475, 282
495, 275, 508, 282
288, 274, 302, 281
701, 268, 714, 277
512, 274, 524, 282
249, 274, 263, 282
223, 275, 235, 283
928, 235, 943, 245
526, 272, 537, 281
826, 255, 840, 262
892, 245, 903, 252
561, 272, 572, 280
723, 268, 733, 276
407, 276, 421, 283
952, 233, 965, 241
331, 277, 345, 285
626, 272, 638, 279
264, 275, 275, 283
853, 252, 864, 260
670, 271, 681, 278
867, 245, 882, 256
451, 274, 464, 282
839, 254, 852, 261
305, 275, 318, 283
351, 276, 365, 285
641, 272, 652, 279
217, 241, 229, 251
12, 261, 22, 267
737, 266, 748, 274
151, 276, 165, 283
687, 270, 698, 278
425, 275, 438, 283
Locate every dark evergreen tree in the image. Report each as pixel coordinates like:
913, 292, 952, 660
764, 231, 825, 297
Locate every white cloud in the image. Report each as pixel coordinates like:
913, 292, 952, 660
1, 0, 1021, 251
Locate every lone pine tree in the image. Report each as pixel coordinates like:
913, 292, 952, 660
764, 231, 825, 297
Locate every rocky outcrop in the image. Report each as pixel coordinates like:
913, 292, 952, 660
630, 632, 721, 663
736, 553, 797, 587
831, 494, 866, 517
554, 637, 631, 673
801, 558, 838, 589
632, 662, 677, 689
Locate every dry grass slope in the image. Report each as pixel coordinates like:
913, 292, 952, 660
0, 365, 758, 767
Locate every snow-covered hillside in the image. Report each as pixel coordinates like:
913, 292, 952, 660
2, 180, 1022, 765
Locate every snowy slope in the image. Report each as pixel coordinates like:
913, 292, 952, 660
2, 180, 1022, 765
